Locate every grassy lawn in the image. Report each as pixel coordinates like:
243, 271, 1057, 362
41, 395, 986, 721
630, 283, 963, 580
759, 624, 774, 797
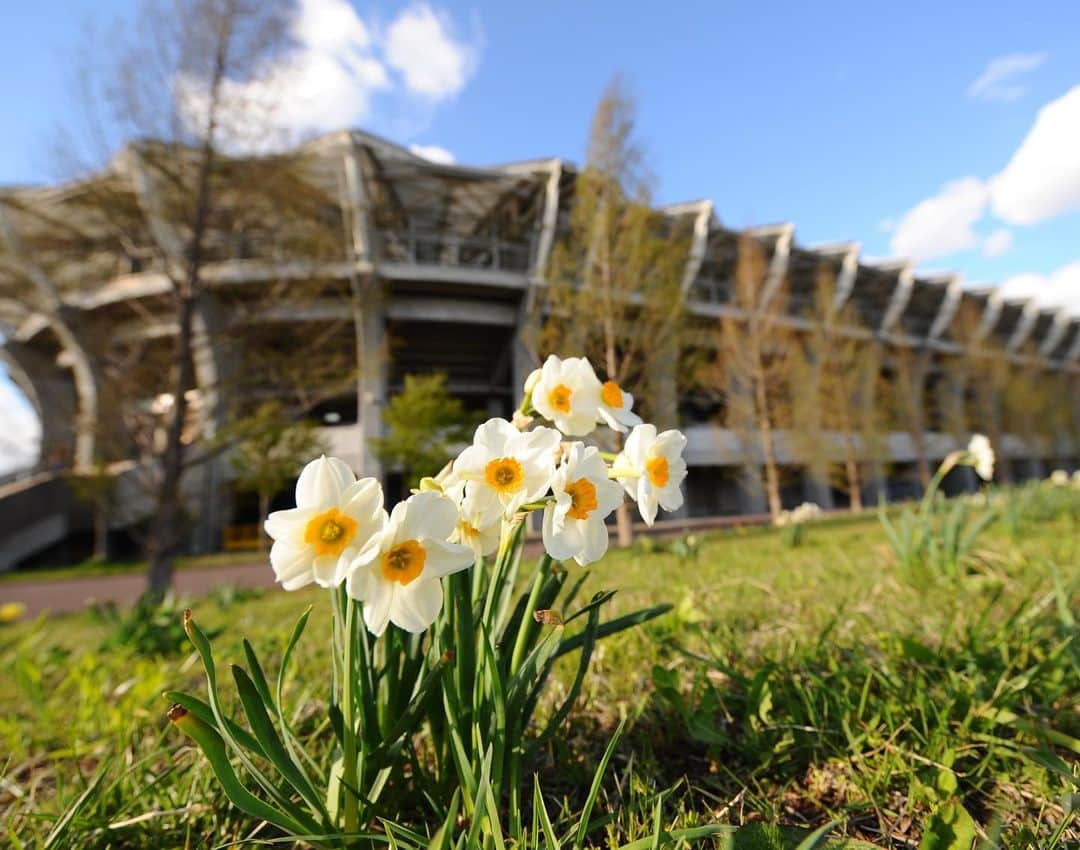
1, 490, 1077, 848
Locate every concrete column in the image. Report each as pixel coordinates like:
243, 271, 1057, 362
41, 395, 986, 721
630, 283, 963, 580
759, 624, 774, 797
510, 288, 540, 408
738, 464, 768, 515
862, 342, 888, 505
355, 280, 387, 481
187, 294, 234, 554
802, 467, 834, 509
862, 461, 889, 506
800, 355, 835, 510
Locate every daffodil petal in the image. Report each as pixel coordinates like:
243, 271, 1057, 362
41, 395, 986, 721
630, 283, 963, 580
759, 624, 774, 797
421, 537, 475, 578
578, 515, 610, 565
264, 506, 317, 542
400, 492, 459, 542
270, 539, 313, 590
361, 582, 394, 636
391, 580, 443, 633
295, 456, 355, 510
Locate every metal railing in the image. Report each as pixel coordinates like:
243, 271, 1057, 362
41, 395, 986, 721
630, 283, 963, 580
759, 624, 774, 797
0, 463, 51, 490
376, 229, 532, 272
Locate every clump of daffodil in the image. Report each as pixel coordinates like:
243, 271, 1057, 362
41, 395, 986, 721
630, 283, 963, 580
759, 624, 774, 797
172, 352, 691, 849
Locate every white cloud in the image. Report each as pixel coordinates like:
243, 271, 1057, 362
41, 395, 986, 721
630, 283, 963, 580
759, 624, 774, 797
889, 177, 989, 262
0, 371, 41, 474
408, 143, 455, 164
990, 84, 1080, 225
178, 0, 479, 151
968, 52, 1047, 102
385, 4, 476, 100
887, 84, 1080, 267
982, 228, 1013, 258
999, 260, 1080, 315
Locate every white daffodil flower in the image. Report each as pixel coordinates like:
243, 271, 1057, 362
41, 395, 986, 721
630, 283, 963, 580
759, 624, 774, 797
450, 417, 561, 518
613, 424, 688, 526
596, 378, 643, 433
791, 502, 823, 524
345, 491, 474, 636
1048, 469, 1069, 486
966, 434, 995, 481
530, 354, 603, 436
542, 443, 624, 566
264, 455, 385, 591
450, 487, 503, 559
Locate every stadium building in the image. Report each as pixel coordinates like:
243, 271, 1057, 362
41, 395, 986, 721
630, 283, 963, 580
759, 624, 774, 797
1, 130, 1078, 567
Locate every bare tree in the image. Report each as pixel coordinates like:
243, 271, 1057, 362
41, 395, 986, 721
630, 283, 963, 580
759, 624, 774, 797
1003, 342, 1054, 476
16, 0, 366, 596
709, 235, 796, 520
534, 76, 690, 543
790, 266, 883, 511
887, 344, 932, 491
946, 299, 1010, 483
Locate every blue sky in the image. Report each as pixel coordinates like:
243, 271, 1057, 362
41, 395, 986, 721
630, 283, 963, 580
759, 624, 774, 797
2, 0, 1080, 469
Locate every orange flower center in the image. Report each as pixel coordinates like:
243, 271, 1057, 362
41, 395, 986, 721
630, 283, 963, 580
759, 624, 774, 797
646, 456, 670, 488
565, 477, 599, 520
381, 539, 426, 585
459, 519, 480, 539
303, 508, 358, 558
548, 383, 573, 414
601, 381, 623, 408
485, 457, 525, 494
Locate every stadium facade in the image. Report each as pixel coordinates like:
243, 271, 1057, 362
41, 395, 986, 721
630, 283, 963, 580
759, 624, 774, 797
1, 129, 1078, 565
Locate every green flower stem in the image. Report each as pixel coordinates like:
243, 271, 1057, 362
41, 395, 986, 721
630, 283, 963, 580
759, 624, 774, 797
482, 521, 517, 625
919, 453, 961, 522
509, 555, 552, 677
341, 593, 360, 840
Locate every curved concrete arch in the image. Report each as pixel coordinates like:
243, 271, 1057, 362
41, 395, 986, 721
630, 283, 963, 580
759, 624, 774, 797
0, 209, 101, 470
832, 244, 861, 310
1007, 299, 1041, 352
975, 289, 1005, 344
677, 200, 714, 295
880, 263, 914, 333
928, 275, 963, 342
756, 223, 794, 309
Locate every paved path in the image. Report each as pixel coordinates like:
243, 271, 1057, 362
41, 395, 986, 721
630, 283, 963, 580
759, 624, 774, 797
1, 562, 277, 618
1, 511, 789, 619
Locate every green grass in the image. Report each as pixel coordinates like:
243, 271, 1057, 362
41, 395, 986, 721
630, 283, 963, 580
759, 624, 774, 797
2, 494, 1078, 848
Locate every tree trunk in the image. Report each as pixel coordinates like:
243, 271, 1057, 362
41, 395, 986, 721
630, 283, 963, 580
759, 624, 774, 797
754, 368, 782, 519
147, 291, 197, 600
913, 437, 931, 491
614, 501, 633, 548
144, 27, 229, 601
609, 428, 633, 546
760, 425, 782, 519
845, 450, 863, 512
258, 491, 271, 553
